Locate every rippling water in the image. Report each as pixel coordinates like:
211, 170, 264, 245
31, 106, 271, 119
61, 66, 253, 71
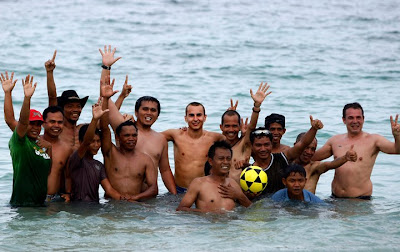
0, 0, 400, 251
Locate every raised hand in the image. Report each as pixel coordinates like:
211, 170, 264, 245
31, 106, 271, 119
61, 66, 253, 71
310, 115, 323, 130
345, 145, 357, 162
240, 117, 249, 136
92, 97, 109, 120
228, 99, 238, 111
44, 50, 57, 72
100, 74, 119, 98
22, 75, 37, 98
99, 45, 121, 67
234, 156, 250, 170
250, 82, 271, 107
1, 71, 17, 93
120, 75, 132, 98
390, 114, 400, 137
122, 113, 135, 123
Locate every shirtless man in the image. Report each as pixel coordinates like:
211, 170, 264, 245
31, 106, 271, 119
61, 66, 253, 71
100, 75, 157, 200
177, 141, 251, 213
162, 102, 225, 193
45, 50, 88, 150
293, 132, 357, 194
220, 82, 271, 183
265, 113, 290, 153
99, 45, 176, 194
2, 72, 73, 202
312, 102, 400, 199
250, 116, 323, 195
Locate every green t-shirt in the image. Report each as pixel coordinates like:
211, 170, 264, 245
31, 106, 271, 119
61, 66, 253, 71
9, 130, 51, 207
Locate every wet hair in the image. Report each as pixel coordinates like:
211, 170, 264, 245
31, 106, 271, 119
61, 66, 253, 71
79, 124, 101, 142
221, 110, 241, 125
295, 132, 318, 145
43, 106, 64, 121
115, 120, 138, 136
265, 113, 285, 129
205, 141, 232, 176
135, 96, 161, 116
250, 127, 273, 144
283, 163, 306, 179
185, 102, 205, 115
342, 102, 364, 118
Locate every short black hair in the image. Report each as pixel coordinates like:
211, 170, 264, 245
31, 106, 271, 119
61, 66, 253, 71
185, 102, 205, 115
221, 110, 241, 125
250, 127, 273, 144
205, 141, 232, 176
79, 124, 101, 142
135, 96, 161, 116
265, 113, 285, 129
116, 120, 138, 136
43, 106, 64, 121
342, 102, 364, 118
295, 132, 317, 145
283, 164, 306, 179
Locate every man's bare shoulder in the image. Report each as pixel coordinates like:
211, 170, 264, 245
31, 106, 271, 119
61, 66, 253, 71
204, 130, 224, 140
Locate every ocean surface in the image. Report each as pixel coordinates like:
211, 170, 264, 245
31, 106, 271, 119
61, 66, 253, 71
0, 0, 400, 251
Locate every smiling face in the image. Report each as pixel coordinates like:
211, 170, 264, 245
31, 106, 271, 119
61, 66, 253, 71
208, 147, 232, 176
27, 121, 43, 140
63, 102, 82, 123
43, 111, 64, 138
88, 134, 101, 155
220, 114, 240, 143
251, 136, 272, 161
268, 122, 286, 145
343, 108, 364, 135
185, 105, 206, 130
299, 139, 317, 164
135, 101, 159, 127
283, 172, 307, 200
117, 125, 138, 151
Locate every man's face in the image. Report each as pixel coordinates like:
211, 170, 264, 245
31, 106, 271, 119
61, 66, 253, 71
27, 121, 43, 140
268, 122, 286, 145
208, 148, 232, 176
299, 139, 317, 164
343, 108, 364, 135
283, 172, 306, 198
43, 112, 64, 137
135, 101, 159, 127
185, 105, 206, 130
88, 134, 101, 155
63, 102, 82, 122
251, 136, 272, 160
220, 114, 240, 142
117, 126, 138, 151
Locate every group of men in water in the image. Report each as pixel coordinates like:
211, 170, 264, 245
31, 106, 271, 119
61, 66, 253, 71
2, 45, 400, 212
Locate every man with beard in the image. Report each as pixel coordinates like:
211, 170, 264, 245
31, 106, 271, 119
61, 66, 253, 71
292, 132, 357, 194
312, 102, 400, 199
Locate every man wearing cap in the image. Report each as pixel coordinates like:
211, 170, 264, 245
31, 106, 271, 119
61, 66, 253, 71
250, 115, 323, 195
45, 51, 88, 149
265, 113, 290, 153
8, 75, 52, 207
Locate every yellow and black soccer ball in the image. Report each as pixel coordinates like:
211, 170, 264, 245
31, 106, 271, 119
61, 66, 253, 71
240, 166, 268, 194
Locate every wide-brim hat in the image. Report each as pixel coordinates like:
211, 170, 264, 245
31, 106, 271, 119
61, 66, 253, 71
57, 90, 89, 109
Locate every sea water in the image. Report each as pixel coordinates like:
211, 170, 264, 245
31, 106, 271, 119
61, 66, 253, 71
0, 0, 399, 251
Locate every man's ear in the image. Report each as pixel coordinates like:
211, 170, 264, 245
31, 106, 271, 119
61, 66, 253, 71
220, 124, 223, 131
342, 117, 346, 124
283, 128, 286, 135
204, 114, 207, 122
184, 115, 188, 123
282, 178, 287, 187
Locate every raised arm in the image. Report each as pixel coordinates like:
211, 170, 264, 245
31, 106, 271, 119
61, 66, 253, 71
159, 138, 177, 194
77, 98, 109, 158
100, 75, 118, 155
312, 138, 334, 161
316, 145, 357, 174
16, 75, 37, 137
99, 45, 121, 92
115, 75, 132, 110
108, 97, 126, 132
285, 115, 323, 161
45, 50, 58, 106
1, 71, 18, 131
376, 115, 400, 154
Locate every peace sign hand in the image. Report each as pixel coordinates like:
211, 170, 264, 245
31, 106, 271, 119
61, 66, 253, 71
390, 114, 400, 137
100, 74, 119, 99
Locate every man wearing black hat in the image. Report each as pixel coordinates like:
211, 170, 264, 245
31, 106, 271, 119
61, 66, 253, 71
45, 51, 88, 150
265, 113, 290, 153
